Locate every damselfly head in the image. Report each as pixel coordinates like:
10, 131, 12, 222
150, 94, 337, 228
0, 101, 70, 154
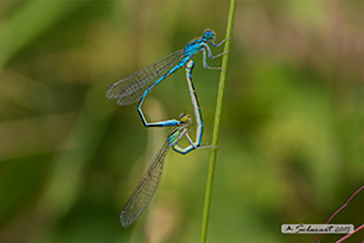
179, 113, 192, 124
203, 29, 216, 40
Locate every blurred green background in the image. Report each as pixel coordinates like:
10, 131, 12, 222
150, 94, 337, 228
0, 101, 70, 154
0, 1, 363, 243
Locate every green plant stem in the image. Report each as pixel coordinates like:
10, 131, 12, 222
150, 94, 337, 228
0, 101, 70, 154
200, 0, 236, 242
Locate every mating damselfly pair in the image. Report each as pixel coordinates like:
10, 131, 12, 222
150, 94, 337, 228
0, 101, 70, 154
106, 29, 226, 227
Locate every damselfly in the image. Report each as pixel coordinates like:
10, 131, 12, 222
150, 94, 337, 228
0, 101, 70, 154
106, 29, 226, 128
120, 113, 205, 227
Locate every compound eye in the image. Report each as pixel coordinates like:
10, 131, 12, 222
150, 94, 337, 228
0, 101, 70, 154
203, 29, 216, 40
179, 113, 191, 123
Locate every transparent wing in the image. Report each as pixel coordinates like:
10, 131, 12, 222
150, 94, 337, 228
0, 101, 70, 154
120, 141, 169, 228
106, 49, 185, 106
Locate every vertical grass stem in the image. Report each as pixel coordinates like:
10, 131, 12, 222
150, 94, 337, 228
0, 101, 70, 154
200, 0, 236, 242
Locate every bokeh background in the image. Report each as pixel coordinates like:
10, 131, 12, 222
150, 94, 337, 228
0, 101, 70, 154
0, 1, 363, 243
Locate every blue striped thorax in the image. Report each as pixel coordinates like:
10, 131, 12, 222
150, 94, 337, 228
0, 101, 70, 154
184, 29, 217, 57
167, 113, 192, 146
